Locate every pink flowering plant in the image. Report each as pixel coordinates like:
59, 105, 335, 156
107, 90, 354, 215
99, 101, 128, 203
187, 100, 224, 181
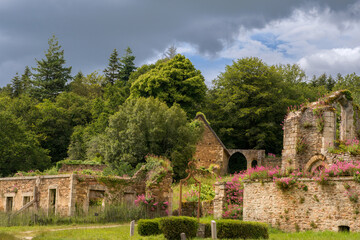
134, 194, 168, 213
222, 174, 243, 219
273, 177, 297, 191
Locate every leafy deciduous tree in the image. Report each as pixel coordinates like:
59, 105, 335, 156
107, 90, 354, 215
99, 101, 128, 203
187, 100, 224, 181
130, 54, 207, 117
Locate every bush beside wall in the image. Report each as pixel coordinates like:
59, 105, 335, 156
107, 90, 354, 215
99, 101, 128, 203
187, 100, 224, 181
137, 218, 162, 236
159, 216, 199, 240
217, 219, 269, 239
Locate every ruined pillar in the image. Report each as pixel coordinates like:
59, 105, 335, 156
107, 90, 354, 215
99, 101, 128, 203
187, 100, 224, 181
213, 182, 226, 219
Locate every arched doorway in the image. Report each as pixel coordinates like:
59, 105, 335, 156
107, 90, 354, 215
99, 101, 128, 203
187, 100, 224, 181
228, 152, 247, 174
251, 160, 258, 168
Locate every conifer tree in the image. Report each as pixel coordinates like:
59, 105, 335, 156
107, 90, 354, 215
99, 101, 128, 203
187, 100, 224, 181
11, 73, 22, 97
32, 35, 72, 100
20, 66, 32, 95
104, 49, 122, 85
119, 47, 136, 83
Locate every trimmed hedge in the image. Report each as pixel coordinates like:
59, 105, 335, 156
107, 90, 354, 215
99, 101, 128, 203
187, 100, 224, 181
199, 220, 211, 238
217, 219, 269, 239
159, 216, 199, 240
138, 218, 162, 236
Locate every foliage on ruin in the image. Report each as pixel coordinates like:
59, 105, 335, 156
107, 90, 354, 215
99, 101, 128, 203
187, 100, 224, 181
312, 107, 325, 133
144, 155, 172, 188
295, 136, 307, 154
328, 138, 360, 155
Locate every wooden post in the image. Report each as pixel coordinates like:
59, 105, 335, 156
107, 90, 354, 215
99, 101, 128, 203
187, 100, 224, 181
130, 220, 135, 237
211, 220, 217, 239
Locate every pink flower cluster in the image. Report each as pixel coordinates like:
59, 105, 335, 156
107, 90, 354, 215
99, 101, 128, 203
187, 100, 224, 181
273, 177, 297, 190
134, 194, 168, 212
222, 174, 243, 219
184, 189, 199, 202
267, 153, 276, 158
287, 104, 304, 113
324, 160, 360, 177
346, 137, 360, 146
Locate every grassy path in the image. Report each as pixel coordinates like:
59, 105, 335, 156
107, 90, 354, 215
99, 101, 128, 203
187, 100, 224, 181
0, 224, 126, 240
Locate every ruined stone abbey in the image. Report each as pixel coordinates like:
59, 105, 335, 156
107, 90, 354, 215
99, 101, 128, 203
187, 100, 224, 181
2, 90, 360, 232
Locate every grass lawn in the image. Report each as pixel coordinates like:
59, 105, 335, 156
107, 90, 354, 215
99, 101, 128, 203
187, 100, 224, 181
2, 224, 360, 240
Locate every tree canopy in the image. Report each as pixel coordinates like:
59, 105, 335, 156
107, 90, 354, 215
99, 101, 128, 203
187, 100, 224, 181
130, 54, 207, 117
88, 97, 203, 179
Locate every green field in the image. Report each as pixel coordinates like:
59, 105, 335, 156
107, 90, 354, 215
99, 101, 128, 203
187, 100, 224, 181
1, 224, 360, 240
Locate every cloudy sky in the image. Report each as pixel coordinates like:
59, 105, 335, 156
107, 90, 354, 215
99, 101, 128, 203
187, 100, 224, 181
1, 0, 360, 86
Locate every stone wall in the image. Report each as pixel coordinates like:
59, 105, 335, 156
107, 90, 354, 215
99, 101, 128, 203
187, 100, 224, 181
243, 178, 360, 232
59, 164, 107, 173
262, 157, 282, 168
281, 91, 358, 172
0, 175, 72, 216
194, 115, 229, 175
0, 167, 173, 217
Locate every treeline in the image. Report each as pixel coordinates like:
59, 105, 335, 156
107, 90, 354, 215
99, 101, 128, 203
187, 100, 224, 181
0, 35, 359, 178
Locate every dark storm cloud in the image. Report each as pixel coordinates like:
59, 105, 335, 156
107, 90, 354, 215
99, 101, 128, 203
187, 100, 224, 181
0, 0, 358, 85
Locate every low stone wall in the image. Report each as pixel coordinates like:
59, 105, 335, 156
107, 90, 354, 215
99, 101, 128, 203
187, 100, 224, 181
262, 157, 282, 169
59, 164, 107, 173
243, 178, 360, 232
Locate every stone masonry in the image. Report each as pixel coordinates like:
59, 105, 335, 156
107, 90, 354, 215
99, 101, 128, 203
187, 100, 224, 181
282, 90, 360, 173
243, 178, 360, 232
194, 114, 272, 175
0, 165, 173, 216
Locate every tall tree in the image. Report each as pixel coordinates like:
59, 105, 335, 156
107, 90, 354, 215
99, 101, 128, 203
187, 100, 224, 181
163, 45, 177, 60
104, 49, 122, 85
21, 66, 32, 95
86, 97, 203, 179
32, 35, 72, 101
130, 54, 207, 117
11, 73, 22, 97
119, 47, 136, 84
0, 111, 50, 177
206, 58, 294, 153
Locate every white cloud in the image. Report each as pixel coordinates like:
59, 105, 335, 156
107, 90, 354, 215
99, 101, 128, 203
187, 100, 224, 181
214, 3, 360, 77
298, 47, 360, 76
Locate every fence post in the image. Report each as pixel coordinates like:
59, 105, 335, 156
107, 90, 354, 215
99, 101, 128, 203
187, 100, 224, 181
130, 220, 135, 237
211, 220, 217, 239
180, 232, 186, 240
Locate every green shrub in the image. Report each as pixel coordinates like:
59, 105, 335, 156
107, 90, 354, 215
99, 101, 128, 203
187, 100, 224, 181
159, 216, 198, 240
138, 218, 162, 236
217, 219, 269, 239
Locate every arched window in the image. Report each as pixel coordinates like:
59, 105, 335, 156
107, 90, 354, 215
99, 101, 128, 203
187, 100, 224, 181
251, 160, 258, 168
228, 152, 247, 174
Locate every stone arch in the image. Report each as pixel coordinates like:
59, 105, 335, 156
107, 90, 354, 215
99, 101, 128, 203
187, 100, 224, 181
228, 152, 247, 174
304, 154, 328, 173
